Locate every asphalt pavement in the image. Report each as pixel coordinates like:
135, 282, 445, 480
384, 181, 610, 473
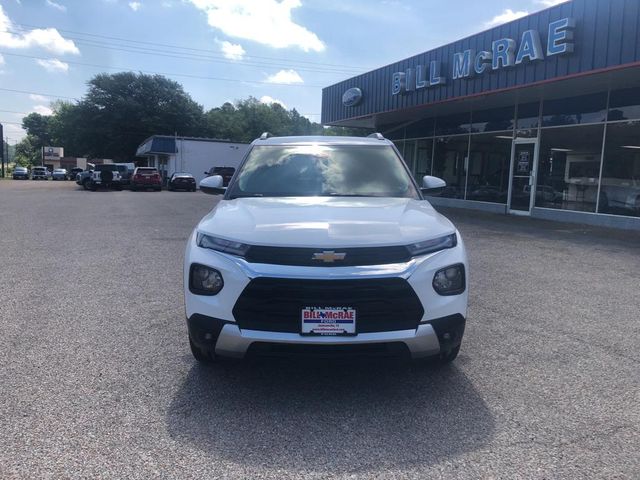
0, 180, 638, 479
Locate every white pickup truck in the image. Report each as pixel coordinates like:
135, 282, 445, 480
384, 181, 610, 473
89, 164, 122, 191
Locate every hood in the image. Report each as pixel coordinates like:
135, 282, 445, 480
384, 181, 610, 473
197, 197, 455, 248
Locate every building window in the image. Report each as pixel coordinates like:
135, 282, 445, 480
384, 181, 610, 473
536, 124, 605, 213
608, 88, 640, 122
542, 93, 607, 127
465, 133, 511, 204
515, 101, 540, 137
402, 140, 416, 174
599, 121, 640, 217
433, 135, 469, 199
434, 113, 472, 136
405, 117, 435, 139
471, 107, 515, 133
415, 139, 433, 181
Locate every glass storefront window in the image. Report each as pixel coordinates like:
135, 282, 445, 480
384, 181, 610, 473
471, 107, 515, 133
542, 93, 607, 127
402, 140, 416, 173
432, 135, 469, 199
384, 126, 406, 141
465, 133, 511, 204
515, 101, 540, 136
415, 139, 433, 181
608, 88, 640, 122
405, 117, 435, 139
536, 124, 605, 212
599, 121, 640, 217
434, 113, 471, 136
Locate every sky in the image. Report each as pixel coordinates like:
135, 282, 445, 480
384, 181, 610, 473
0, 0, 567, 144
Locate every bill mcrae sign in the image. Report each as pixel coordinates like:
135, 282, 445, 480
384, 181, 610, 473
392, 18, 575, 95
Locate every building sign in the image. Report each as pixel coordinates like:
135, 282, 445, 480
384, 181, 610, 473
342, 87, 363, 107
391, 18, 575, 96
43, 146, 64, 160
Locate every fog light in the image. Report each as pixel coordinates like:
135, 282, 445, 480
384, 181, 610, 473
190, 264, 224, 296
433, 264, 465, 296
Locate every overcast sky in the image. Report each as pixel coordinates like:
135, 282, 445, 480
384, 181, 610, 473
0, 0, 567, 143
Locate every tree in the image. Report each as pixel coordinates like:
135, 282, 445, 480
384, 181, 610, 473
22, 72, 372, 161
44, 72, 206, 161
14, 135, 41, 166
22, 113, 51, 148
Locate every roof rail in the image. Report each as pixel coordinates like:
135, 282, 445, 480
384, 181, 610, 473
367, 132, 385, 140
259, 132, 273, 140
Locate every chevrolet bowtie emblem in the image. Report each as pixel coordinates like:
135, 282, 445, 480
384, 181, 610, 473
312, 251, 347, 263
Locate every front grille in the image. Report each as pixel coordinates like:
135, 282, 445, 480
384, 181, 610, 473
244, 245, 412, 267
233, 277, 424, 334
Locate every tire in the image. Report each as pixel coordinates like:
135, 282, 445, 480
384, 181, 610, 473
130, 185, 137, 192
156, 187, 162, 191
83, 178, 91, 190
439, 345, 460, 363
189, 337, 215, 363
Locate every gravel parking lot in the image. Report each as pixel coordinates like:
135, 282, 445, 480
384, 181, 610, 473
1, 180, 639, 479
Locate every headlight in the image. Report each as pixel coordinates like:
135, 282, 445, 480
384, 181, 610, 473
407, 233, 457, 257
189, 263, 224, 295
433, 264, 465, 296
197, 232, 250, 257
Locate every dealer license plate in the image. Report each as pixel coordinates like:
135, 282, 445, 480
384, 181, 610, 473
301, 307, 356, 336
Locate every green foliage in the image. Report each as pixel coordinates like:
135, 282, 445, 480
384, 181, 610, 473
21, 72, 372, 161
21, 113, 51, 148
14, 135, 41, 166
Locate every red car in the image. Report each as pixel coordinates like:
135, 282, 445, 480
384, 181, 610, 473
131, 167, 162, 191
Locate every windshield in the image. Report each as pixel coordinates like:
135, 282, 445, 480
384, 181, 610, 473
227, 145, 418, 199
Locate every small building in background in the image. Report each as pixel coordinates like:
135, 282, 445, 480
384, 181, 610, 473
135, 135, 249, 186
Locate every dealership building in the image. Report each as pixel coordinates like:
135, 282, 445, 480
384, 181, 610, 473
322, 0, 640, 230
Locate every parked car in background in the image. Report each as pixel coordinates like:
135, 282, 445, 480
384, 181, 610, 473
12, 166, 29, 180
204, 166, 235, 186
130, 167, 162, 191
88, 164, 122, 191
31, 166, 49, 180
168, 172, 197, 191
68, 167, 83, 181
52, 168, 68, 181
115, 163, 135, 188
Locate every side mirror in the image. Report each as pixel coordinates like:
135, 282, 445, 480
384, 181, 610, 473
199, 175, 226, 195
421, 175, 446, 195
204, 171, 209, 175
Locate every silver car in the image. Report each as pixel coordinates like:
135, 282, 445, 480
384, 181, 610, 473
52, 168, 68, 181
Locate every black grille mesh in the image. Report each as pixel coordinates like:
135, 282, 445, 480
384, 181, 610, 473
233, 277, 424, 334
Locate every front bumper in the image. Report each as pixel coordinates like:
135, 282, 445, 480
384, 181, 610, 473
188, 313, 465, 359
184, 231, 468, 359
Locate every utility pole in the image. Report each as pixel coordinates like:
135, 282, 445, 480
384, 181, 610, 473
0, 123, 4, 178
4, 137, 8, 171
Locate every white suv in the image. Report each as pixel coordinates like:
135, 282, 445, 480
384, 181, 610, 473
184, 134, 468, 363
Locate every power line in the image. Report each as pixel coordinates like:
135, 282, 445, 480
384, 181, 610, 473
4, 27, 360, 75
0, 51, 326, 88
70, 38, 361, 75
12, 22, 368, 72
0, 87, 77, 100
